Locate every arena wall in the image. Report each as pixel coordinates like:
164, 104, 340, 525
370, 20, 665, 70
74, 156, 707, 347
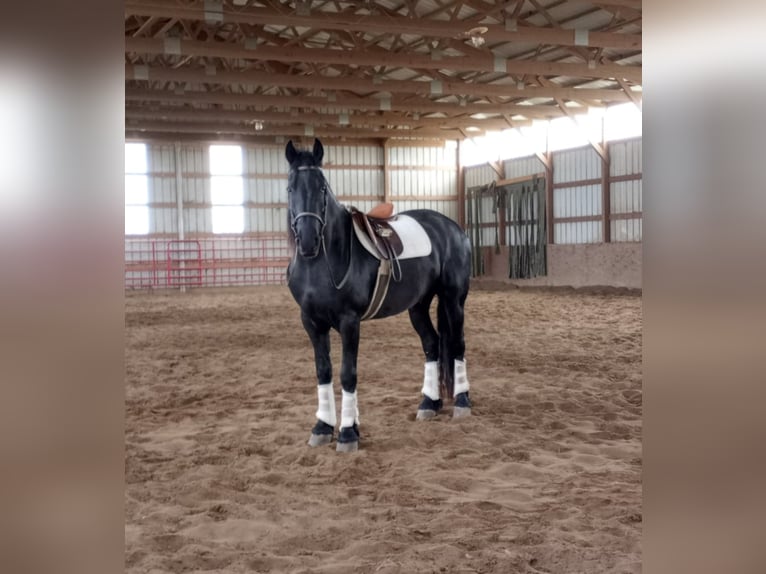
125, 140, 458, 289
464, 137, 642, 289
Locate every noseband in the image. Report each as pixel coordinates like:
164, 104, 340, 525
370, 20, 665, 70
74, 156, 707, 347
289, 165, 328, 236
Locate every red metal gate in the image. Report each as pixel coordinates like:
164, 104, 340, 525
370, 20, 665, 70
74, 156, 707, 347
166, 240, 203, 287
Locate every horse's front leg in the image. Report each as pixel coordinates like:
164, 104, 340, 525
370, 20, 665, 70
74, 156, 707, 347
302, 313, 335, 447
336, 314, 361, 453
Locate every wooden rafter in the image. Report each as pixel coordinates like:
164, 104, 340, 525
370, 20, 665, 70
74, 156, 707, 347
124, 0, 640, 141
124, 1, 641, 50
125, 105, 533, 131
125, 37, 641, 82
124, 119, 465, 140
616, 77, 642, 109
555, 97, 607, 162
126, 63, 634, 102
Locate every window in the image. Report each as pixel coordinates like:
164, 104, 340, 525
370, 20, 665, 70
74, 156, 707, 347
209, 145, 244, 234
125, 142, 149, 235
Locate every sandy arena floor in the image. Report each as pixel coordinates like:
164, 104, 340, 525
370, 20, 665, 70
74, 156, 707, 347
125, 285, 642, 574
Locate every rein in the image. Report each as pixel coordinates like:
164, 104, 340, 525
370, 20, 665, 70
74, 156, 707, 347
288, 165, 353, 290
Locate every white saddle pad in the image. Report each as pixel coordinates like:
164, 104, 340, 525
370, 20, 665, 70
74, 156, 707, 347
352, 214, 432, 260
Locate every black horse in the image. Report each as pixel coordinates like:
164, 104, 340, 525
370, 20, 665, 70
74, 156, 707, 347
285, 139, 472, 452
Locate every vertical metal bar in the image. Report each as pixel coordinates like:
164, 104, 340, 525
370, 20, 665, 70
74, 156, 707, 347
151, 241, 157, 288
174, 142, 186, 292
602, 141, 611, 243
212, 241, 216, 287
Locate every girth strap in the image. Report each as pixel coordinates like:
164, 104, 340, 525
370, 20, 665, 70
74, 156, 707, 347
360, 259, 392, 321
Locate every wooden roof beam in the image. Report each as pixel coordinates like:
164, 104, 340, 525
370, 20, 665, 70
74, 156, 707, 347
125, 87, 569, 117
125, 106, 534, 130
124, 120, 469, 140
555, 98, 607, 162
616, 77, 642, 109
125, 64, 633, 102
125, 37, 641, 82
123, 0, 641, 50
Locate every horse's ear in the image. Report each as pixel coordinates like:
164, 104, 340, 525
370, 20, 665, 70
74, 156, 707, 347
285, 140, 298, 165
312, 138, 324, 165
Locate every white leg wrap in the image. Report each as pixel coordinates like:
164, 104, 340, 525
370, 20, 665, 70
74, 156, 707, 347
341, 389, 359, 428
316, 382, 336, 427
421, 361, 440, 401
453, 359, 470, 397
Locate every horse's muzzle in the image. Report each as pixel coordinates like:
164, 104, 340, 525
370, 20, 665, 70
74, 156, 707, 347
296, 233, 321, 258
294, 220, 322, 259
298, 243, 321, 259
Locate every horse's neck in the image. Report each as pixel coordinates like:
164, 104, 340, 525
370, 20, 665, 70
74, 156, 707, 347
323, 195, 351, 248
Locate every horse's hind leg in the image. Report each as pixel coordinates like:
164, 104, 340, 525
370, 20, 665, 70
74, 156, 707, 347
408, 294, 443, 419
302, 313, 335, 447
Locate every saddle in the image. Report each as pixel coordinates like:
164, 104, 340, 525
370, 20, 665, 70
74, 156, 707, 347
348, 203, 405, 321
349, 203, 403, 261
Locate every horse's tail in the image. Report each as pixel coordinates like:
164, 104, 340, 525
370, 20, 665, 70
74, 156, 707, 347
437, 296, 454, 399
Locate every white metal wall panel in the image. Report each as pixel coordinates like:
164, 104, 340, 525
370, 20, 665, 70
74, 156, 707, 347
609, 137, 642, 177
611, 218, 642, 242
611, 180, 642, 214
183, 176, 207, 204
554, 221, 602, 244
389, 169, 455, 198
464, 164, 496, 189
324, 145, 385, 206
249, 146, 283, 176
185, 208, 212, 234
326, 168, 382, 201
249, 207, 288, 234
248, 177, 285, 205
151, 208, 175, 235
388, 145, 457, 220
503, 155, 546, 179
150, 176, 174, 204
182, 146, 207, 205
553, 185, 602, 218
553, 147, 602, 183
325, 144, 383, 167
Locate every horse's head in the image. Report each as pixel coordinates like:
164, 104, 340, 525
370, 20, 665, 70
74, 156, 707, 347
285, 138, 327, 259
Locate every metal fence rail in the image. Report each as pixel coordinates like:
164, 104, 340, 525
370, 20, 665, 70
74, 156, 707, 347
125, 235, 290, 289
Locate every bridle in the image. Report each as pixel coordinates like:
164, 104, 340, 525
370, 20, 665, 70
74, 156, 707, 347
288, 165, 328, 238
287, 165, 353, 290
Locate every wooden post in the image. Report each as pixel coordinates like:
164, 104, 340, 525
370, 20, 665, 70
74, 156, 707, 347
383, 138, 390, 205
537, 151, 554, 246
457, 140, 466, 228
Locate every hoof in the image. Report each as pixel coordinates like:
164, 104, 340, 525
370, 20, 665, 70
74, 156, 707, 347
336, 440, 359, 453
308, 433, 333, 447
417, 396, 442, 421
453, 406, 472, 418
416, 409, 438, 420
336, 425, 360, 453
308, 420, 333, 447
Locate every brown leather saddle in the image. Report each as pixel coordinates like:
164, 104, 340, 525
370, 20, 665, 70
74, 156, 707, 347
349, 203, 403, 261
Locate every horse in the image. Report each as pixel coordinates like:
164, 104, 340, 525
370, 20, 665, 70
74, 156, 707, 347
285, 138, 472, 452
